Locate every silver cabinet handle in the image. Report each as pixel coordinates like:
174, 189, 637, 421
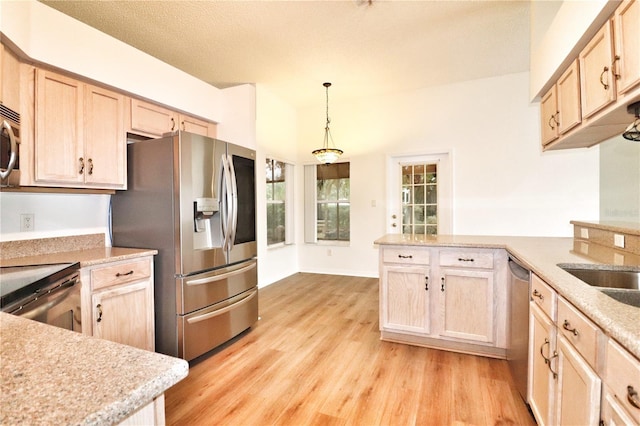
628, 386, 640, 409
78, 157, 85, 175
96, 304, 103, 323
562, 319, 579, 336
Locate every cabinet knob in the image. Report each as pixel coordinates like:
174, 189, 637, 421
96, 304, 103, 323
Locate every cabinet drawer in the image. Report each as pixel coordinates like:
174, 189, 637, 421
557, 297, 600, 368
605, 339, 640, 424
531, 273, 556, 321
91, 259, 151, 291
439, 250, 494, 269
382, 247, 430, 265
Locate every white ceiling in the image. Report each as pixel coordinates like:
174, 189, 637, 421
40, 0, 531, 108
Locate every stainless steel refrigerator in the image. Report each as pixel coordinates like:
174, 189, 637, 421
112, 131, 257, 361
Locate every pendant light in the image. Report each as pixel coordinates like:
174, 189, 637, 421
622, 101, 640, 142
312, 82, 343, 164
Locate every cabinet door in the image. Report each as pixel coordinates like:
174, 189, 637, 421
129, 98, 177, 137
601, 388, 637, 426
614, 0, 640, 94
580, 20, 616, 119
92, 280, 155, 351
35, 69, 84, 184
380, 265, 431, 335
540, 85, 558, 146
439, 268, 494, 343
557, 60, 582, 134
179, 113, 215, 137
529, 303, 557, 426
84, 84, 126, 188
556, 336, 601, 426
1, 44, 21, 113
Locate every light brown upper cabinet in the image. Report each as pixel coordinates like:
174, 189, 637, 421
35, 69, 126, 189
540, 60, 583, 147
129, 98, 216, 139
614, 0, 640, 95
579, 20, 617, 119
556, 60, 582, 134
540, 85, 559, 146
1, 44, 21, 113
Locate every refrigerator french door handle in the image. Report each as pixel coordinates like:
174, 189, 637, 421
220, 154, 234, 251
227, 154, 238, 250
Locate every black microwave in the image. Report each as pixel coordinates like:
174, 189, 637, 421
0, 105, 20, 187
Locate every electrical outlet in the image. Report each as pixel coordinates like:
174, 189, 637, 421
327, 249, 332, 256
614, 234, 625, 248
20, 214, 35, 232
580, 228, 589, 239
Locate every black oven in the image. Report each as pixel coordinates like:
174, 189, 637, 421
0, 104, 20, 187
0, 263, 82, 332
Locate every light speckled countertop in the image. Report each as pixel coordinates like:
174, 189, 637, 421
0, 312, 188, 425
0, 246, 158, 268
374, 234, 640, 360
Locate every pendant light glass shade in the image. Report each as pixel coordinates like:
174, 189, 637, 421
312, 82, 343, 164
622, 102, 640, 142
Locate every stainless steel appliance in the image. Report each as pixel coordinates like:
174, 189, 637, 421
0, 262, 82, 332
0, 105, 20, 187
111, 131, 257, 361
507, 256, 531, 402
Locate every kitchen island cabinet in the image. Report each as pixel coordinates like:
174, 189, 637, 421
0, 312, 187, 425
379, 244, 508, 358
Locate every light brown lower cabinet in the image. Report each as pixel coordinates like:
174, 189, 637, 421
81, 256, 155, 351
118, 395, 165, 426
379, 246, 507, 358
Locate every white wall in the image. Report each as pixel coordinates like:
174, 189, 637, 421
0, 192, 110, 242
294, 72, 599, 278
255, 85, 300, 286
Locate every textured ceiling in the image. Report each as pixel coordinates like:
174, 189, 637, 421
39, 0, 531, 108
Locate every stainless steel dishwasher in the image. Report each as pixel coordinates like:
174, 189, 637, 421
507, 256, 531, 402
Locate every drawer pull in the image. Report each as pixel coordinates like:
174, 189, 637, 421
398, 254, 413, 259
457, 257, 474, 262
629, 386, 640, 409
116, 270, 134, 277
532, 289, 544, 301
562, 319, 579, 336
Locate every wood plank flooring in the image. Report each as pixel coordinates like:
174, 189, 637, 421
165, 273, 535, 426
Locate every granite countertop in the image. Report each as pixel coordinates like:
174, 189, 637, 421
0, 247, 158, 268
374, 234, 640, 360
0, 313, 188, 425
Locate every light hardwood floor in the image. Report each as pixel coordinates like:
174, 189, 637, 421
165, 273, 535, 425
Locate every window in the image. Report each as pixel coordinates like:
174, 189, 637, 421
304, 162, 350, 242
266, 158, 293, 246
401, 163, 437, 235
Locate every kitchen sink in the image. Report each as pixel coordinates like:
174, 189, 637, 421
558, 266, 639, 290
599, 288, 640, 308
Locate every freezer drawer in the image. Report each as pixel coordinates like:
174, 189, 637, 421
178, 259, 257, 315
178, 287, 258, 361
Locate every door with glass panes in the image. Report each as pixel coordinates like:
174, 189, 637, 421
401, 163, 438, 235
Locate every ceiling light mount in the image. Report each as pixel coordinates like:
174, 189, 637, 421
622, 101, 640, 142
312, 82, 343, 164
